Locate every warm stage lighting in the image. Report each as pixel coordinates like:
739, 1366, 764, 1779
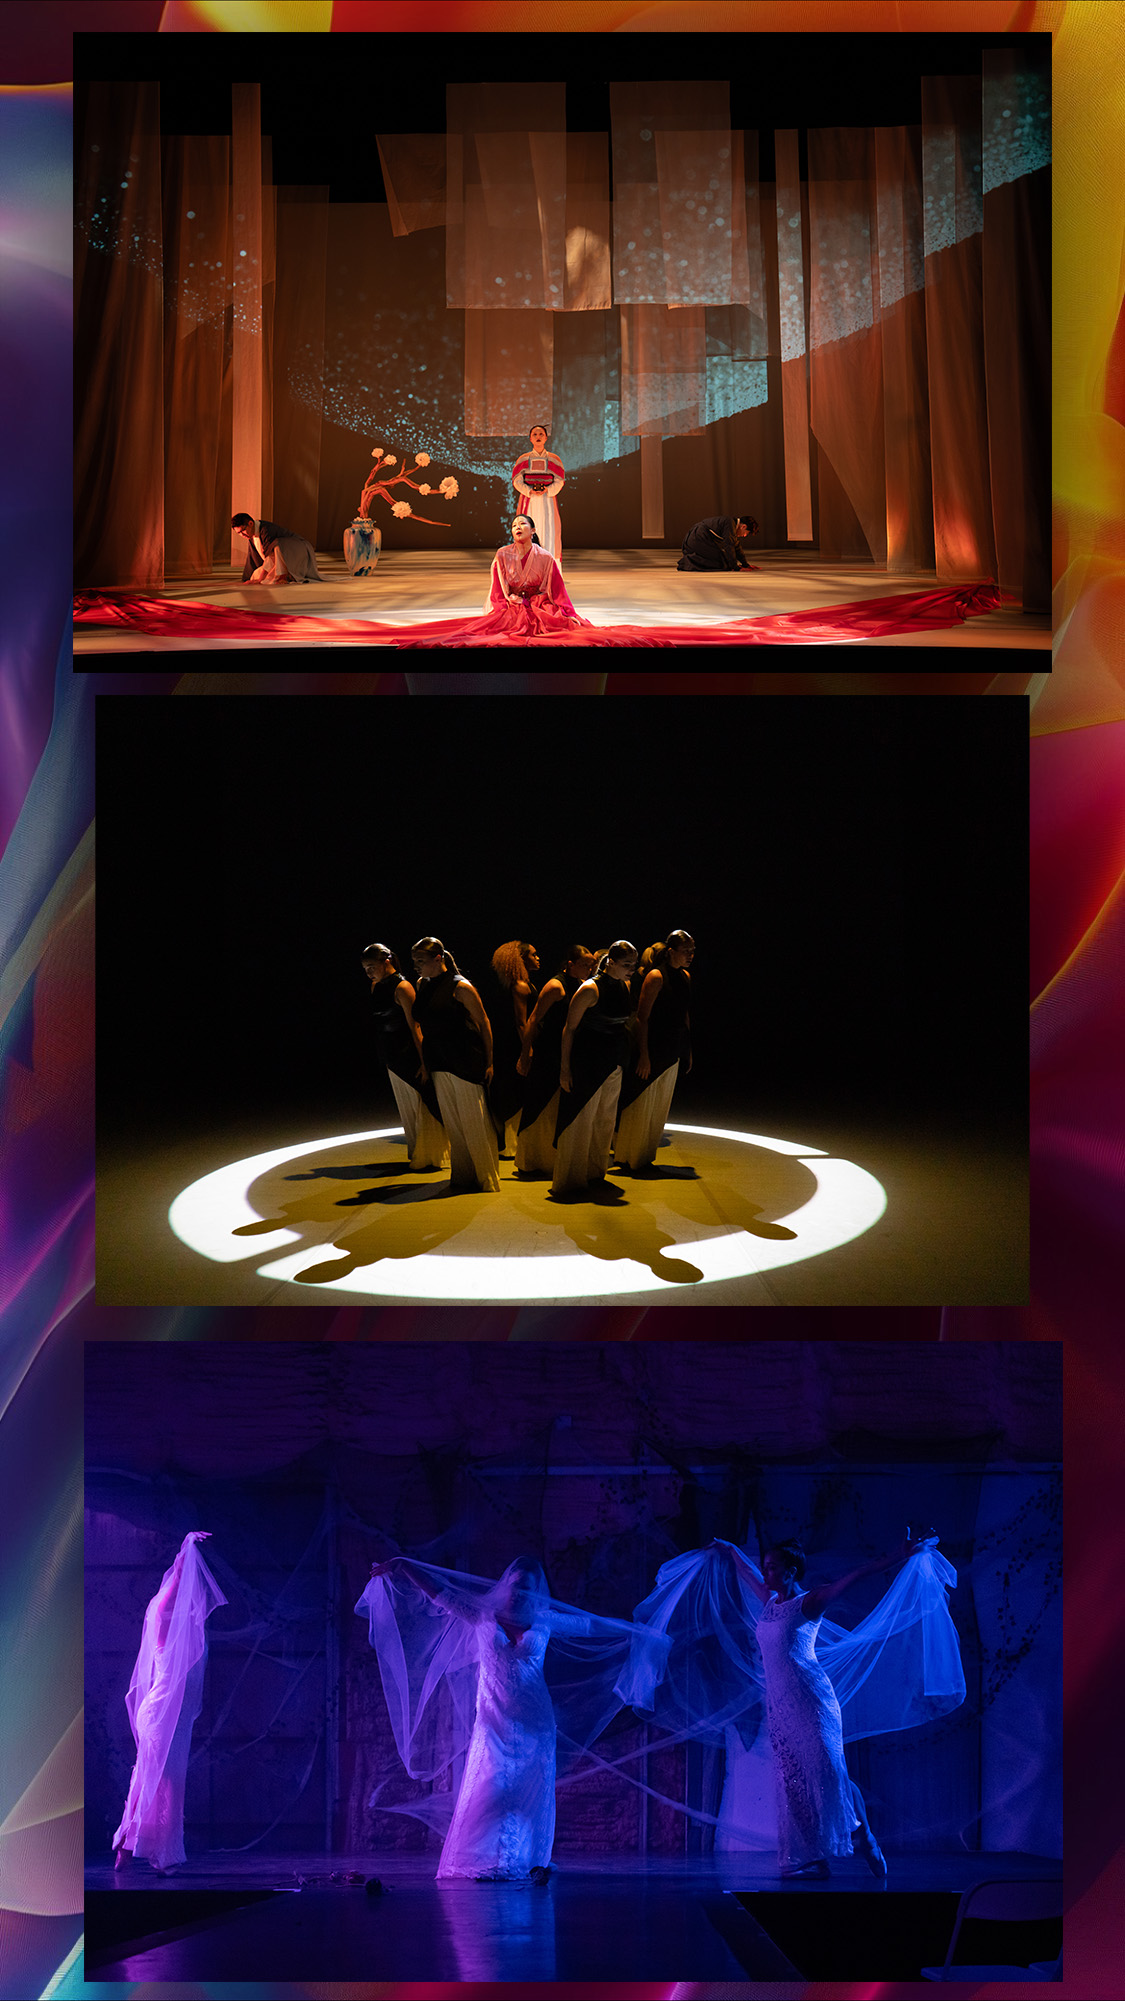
167, 1123, 887, 1302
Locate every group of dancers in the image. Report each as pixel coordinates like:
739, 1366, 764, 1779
362, 930, 694, 1198
111, 1524, 964, 1883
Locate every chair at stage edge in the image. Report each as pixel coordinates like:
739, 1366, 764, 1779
920, 1874, 1063, 1981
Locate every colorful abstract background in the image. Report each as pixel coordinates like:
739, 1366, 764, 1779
1, 3, 1122, 1997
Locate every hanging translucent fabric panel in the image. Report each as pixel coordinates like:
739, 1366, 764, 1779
921, 74, 998, 582
653, 126, 746, 308
231, 82, 265, 556
980, 44, 1051, 611
874, 126, 934, 573
273, 188, 329, 549
562, 131, 612, 312
376, 127, 609, 305
610, 80, 733, 306
444, 82, 567, 310
613, 82, 737, 467
74, 81, 165, 587
620, 304, 706, 440
377, 134, 447, 236
261, 136, 276, 524
464, 309, 553, 438
703, 132, 770, 427
774, 129, 813, 543
807, 125, 887, 565
445, 84, 565, 438
160, 134, 231, 577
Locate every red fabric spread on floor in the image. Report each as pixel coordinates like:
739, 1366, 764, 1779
73, 582, 1001, 648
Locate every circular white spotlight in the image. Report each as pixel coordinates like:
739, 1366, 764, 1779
167, 1123, 887, 1301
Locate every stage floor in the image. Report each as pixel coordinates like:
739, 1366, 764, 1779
96, 1110, 1027, 1308
83, 1849, 1060, 1984
73, 547, 1051, 652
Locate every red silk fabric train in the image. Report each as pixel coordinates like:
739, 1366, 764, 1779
75, 581, 1001, 649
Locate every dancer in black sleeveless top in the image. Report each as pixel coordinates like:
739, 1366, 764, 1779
614, 931, 694, 1169
361, 944, 448, 1171
410, 937, 500, 1192
488, 940, 541, 1158
514, 944, 597, 1174
551, 940, 638, 1197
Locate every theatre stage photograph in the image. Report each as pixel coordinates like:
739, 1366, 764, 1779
83, 1339, 1061, 1986
95, 695, 1027, 1311
73, 27, 1050, 656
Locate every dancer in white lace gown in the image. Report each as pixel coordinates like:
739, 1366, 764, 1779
356, 1551, 667, 1883
712, 1536, 935, 1876
625, 1530, 963, 1879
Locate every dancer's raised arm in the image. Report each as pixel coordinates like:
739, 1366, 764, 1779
155, 1532, 212, 1648
709, 1538, 771, 1604
800, 1534, 934, 1622
369, 1555, 476, 1617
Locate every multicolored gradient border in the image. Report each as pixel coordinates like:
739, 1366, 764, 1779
1, 4, 1122, 1997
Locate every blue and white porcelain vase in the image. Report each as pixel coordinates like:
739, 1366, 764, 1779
344, 516, 381, 575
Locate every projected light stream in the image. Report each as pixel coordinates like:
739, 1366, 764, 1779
167, 1122, 887, 1302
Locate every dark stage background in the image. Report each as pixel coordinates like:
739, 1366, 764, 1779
97, 696, 1026, 1147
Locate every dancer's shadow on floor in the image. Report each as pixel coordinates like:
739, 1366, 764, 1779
548, 1184, 705, 1285
290, 1185, 486, 1284
691, 1181, 801, 1242
230, 1175, 479, 1282
545, 1164, 801, 1284
285, 1155, 444, 1183
335, 1181, 470, 1208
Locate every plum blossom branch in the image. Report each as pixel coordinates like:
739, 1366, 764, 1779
358, 445, 461, 528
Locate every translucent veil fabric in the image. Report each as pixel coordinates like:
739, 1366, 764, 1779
111, 1540, 227, 1869
354, 1556, 669, 1817
619, 1540, 965, 1751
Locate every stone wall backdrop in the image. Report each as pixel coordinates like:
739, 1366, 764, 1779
86, 1343, 1061, 1862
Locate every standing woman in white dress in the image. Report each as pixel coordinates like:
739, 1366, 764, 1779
366, 1555, 558, 1881
711, 1536, 932, 1878
551, 941, 638, 1198
356, 1551, 667, 1884
512, 423, 565, 564
410, 938, 500, 1192
614, 931, 695, 1170
112, 1532, 225, 1873
624, 1532, 964, 1876
361, 943, 448, 1172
